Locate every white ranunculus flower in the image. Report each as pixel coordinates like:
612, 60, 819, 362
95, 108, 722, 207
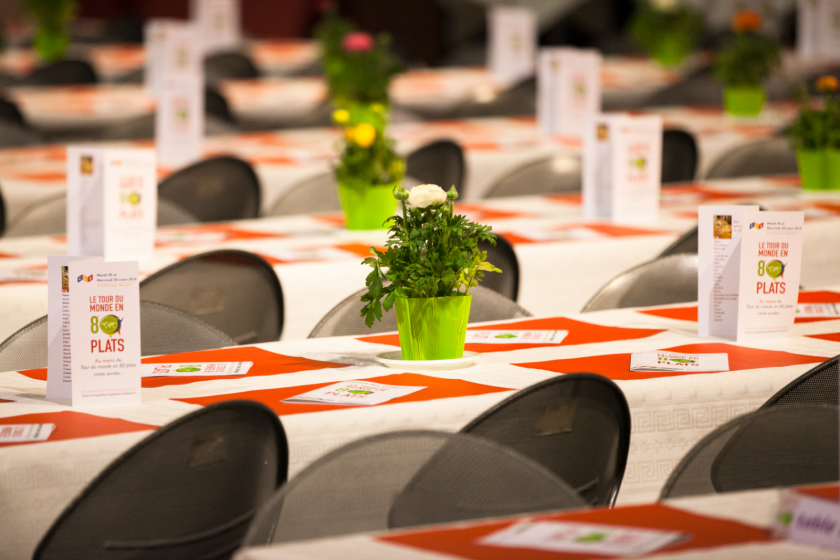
407, 184, 447, 208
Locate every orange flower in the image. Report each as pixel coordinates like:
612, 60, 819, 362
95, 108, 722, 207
816, 75, 839, 93
732, 9, 762, 33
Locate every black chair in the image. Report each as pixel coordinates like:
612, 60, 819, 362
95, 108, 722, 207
581, 254, 698, 312
483, 155, 582, 199
0, 120, 48, 147
19, 60, 98, 86
35, 401, 287, 560
760, 355, 839, 409
308, 285, 531, 338
461, 373, 630, 507
158, 156, 261, 223
265, 172, 341, 217
204, 52, 260, 86
705, 138, 798, 180
0, 302, 236, 372
242, 430, 586, 545
140, 250, 284, 344
660, 405, 839, 499
205, 86, 236, 124
405, 140, 466, 192
478, 234, 520, 301
661, 129, 698, 184
658, 225, 698, 258
642, 69, 722, 108
0, 185, 5, 235
0, 97, 26, 126
447, 77, 536, 119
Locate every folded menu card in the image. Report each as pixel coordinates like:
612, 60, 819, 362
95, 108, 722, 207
0, 423, 55, 443
630, 351, 729, 373
141, 362, 252, 377
464, 330, 569, 345
283, 380, 425, 406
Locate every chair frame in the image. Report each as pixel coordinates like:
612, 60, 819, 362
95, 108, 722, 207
759, 355, 839, 409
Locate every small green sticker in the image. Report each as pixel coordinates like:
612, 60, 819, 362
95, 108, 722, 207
495, 333, 518, 339
669, 359, 695, 364
778, 511, 793, 526
176, 366, 202, 372
576, 533, 607, 543
346, 390, 373, 395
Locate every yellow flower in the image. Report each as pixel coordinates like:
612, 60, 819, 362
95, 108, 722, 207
732, 9, 762, 34
817, 75, 839, 93
351, 123, 376, 147
332, 109, 350, 124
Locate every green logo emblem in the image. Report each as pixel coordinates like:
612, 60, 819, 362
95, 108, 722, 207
99, 315, 122, 337
175, 366, 202, 372
778, 511, 793, 526
346, 390, 373, 395
495, 333, 518, 339
766, 260, 784, 279
669, 359, 695, 364
577, 532, 607, 543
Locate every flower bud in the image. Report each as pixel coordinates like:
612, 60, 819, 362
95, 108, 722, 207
447, 185, 459, 200
393, 186, 410, 201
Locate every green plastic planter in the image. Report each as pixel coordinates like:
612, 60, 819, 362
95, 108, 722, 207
650, 35, 691, 67
723, 87, 766, 117
826, 150, 840, 191
797, 150, 826, 191
337, 183, 397, 230
395, 294, 472, 361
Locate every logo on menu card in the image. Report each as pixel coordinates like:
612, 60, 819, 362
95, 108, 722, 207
749, 222, 764, 229
77, 274, 93, 283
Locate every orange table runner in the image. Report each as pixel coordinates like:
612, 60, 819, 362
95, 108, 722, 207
0, 410, 156, 448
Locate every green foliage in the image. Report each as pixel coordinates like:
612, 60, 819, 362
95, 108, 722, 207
333, 103, 405, 188
25, 0, 76, 61
713, 34, 780, 87
361, 189, 501, 327
628, 1, 704, 64
788, 84, 840, 150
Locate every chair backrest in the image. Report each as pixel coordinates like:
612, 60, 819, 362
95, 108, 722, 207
0, 120, 47, 147
158, 156, 261, 223
204, 52, 260, 85
35, 401, 287, 560
20, 60, 98, 86
479, 234, 520, 301
405, 140, 466, 191
205, 86, 236, 123
661, 129, 698, 184
0, 96, 26, 126
483, 155, 582, 199
267, 172, 340, 217
242, 430, 586, 546
308, 285, 532, 338
448, 77, 536, 119
657, 225, 698, 258
760, 355, 839, 408
461, 373, 630, 506
0, 302, 237, 372
705, 137, 798, 180
140, 250, 283, 344
660, 405, 839, 499
581, 253, 698, 313
642, 70, 722, 107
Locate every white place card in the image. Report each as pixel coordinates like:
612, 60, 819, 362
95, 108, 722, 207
630, 351, 729, 372
142, 362, 251, 377
698, 205, 759, 339
478, 520, 686, 556
736, 211, 804, 342
774, 490, 840, 550
537, 48, 601, 138
464, 330, 568, 345
0, 268, 48, 283
487, 6, 537, 85
0, 423, 55, 443
799, 0, 840, 59
191, 0, 241, 54
66, 147, 157, 261
145, 20, 203, 95
155, 76, 204, 168
283, 380, 425, 406
796, 303, 840, 317
583, 114, 663, 224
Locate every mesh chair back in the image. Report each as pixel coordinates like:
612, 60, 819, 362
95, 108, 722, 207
479, 234, 520, 301
658, 225, 698, 258
661, 129, 698, 184
705, 138, 798, 179
0, 302, 236, 372
0, 97, 26, 126
204, 52, 260, 85
405, 140, 466, 191
35, 401, 287, 560
0, 120, 47, 147
660, 405, 839, 499
461, 373, 630, 506
140, 250, 283, 344
20, 60, 98, 86
205, 86, 235, 123
308, 285, 532, 338
581, 254, 698, 313
243, 430, 586, 545
267, 172, 340, 217
484, 156, 582, 199
760, 355, 839, 408
448, 77, 536, 119
158, 156, 261, 223
158, 199, 200, 226
642, 70, 722, 107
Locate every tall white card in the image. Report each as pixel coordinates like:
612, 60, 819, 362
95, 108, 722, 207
67, 260, 141, 406
156, 77, 204, 168
537, 48, 601, 138
797, 0, 840, 59
67, 147, 157, 261
736, 211, 804, 341
583, 113, 663, 224
191, 0, 241, 54
698, 205, 759, 338
144, 20, 203, 95
797, 0, 820, 59
487, 6, 537, 85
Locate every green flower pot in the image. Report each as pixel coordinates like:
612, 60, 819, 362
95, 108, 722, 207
337, 182, 397, 230
826, 150, 840, 191
395, 294, 472, 361
723, 87, 766, 117
797, 150, 827, 191
650, 35, 691, 67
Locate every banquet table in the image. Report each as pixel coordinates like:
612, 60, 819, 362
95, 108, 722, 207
1, 292, 840, 559
233, 485, 840, 560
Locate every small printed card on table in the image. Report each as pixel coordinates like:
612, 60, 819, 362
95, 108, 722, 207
487, 6, 537, 85
796, 303, 839, 318
465, 330, 568, 344
0, 423, 55, 443
583, 113, 663, 224
144, 19, 202, 95
537, 48, 601, 138
155, 76, 204, 168
478, 520, 686, 556
142, 362, 252, 377
630, 351, 729, 373
775, 487, 840, 551
191, 0, 241, 54
283, 380, 425, 406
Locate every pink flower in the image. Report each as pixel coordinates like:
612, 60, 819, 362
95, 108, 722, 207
342, 32, 374, 53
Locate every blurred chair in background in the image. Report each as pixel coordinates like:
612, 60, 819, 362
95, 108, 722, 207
661, 129, 698, 184
0, 96, 49, 146
17, 59, 98, 86
657, 226, 698, 258
266, 172, 340, 217
447, 77, 536, 119
478, 234, 520, 301
760, 355, 839, 408
204, 52, 261, 86
641, 69, 721, 108
405, 139, 465, 191
704, 137, 798, 179
483, 155, 582, 199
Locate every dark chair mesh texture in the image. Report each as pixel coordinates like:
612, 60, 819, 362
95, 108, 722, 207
760, 355, 839, 408
308, 285, 531, 338
204, 52, 260, 85
242, 430, 586, 546
705, 138, 798, 180
462, 373, 631, 506
658, 225, 698, 258
484, 155, 582, 198
479, 234, 520, 301
19, 60, 98, 86
0, 120, 48, 147
642, 69, 722, 108
0, 97, 26, 126
140, 250, 284, 344
449, 77, 536, 119
405, 140, 466, 192
35, 401, 288, 560
267, 172, 340, 217
0, 302, 236, 372
205, 86, 236, 123
661, 129, 698, 184
581, 254, 698, 313
660, 405, 839, 499
158, 156, 261, 223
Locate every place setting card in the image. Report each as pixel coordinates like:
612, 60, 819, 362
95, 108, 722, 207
487, 6, 537, 85
796, 303, 840, 318
465, 330, 569, 345
630, 351, 729, 373
141, 362, 252, 378
537, 47, 601, 138
0, 423, 55, 443
282, 380, 425, 406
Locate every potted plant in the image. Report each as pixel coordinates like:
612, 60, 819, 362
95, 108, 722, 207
788, 76, 840, 191
628, 0, 704, 68
713, 9, 781, 117
361, 184, 501, 360
25, 0, 76, 62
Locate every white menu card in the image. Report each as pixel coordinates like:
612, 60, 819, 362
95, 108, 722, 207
66, 147, 157, 261
487, 6, 537, 85
797, 0, 840, 60
191, 0, 241, 54
283, 380, 425, 406
156, 77, 204, 168
537, 48, 602, 138
145, 19, 203, 95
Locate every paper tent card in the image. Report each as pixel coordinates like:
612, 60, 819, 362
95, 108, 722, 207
797, 0, 840, 59
191, 0, 242, 54
487, 6, 537, 85
538, 48, 602, 138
